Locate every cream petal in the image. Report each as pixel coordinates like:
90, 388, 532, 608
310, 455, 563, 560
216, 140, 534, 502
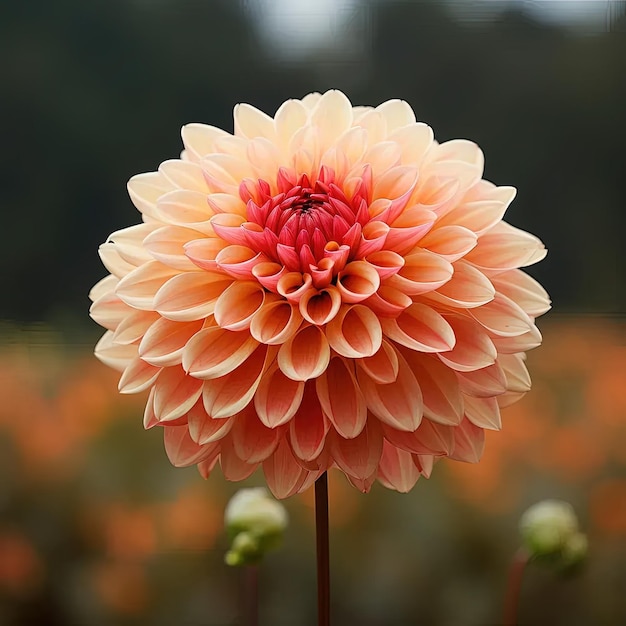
143, 388, 159, 429
316, 357, 367, 439
362, 141, 402, 178
214, 281, 265, 330
254, 363, 305, 428
112, 310, 159, 345
464, 395, 502, 431
94, 331, 136, 371
127, 171, 175, 219
377, 442, 421, 493
402, 351, 464, 426
424, 260, 495, 308
438, 316, 497, 372
89, 274, 117, 303
288, 382, 329, 462
326, 304, 382, 359
182, 326, 258, 379
106, 223, 157, 266
371, 165, 419, 204
187, 399, 234, 444
164, 424, 220, 467
155, 190, 216, 234
491, 325, 542, 354
381, 303, 455, 353
277, 325, 330, 381
115, 261, 178, 310
138, 317, 203, 367
329, 419, 383, 481
429, 139, 484, 170
250, 297, 303, 345
499, 353, 532, 393
386, 250, 453, 296
274, 99, 308, 149
98, 243, 136, 278
118, 356, 162, 394
231, 405, 283, 463
154, 271, 233, 322
449, 418, 485, 463
490, 269, 551, 317
247, 138, 283, 178
466, 222, 547, 273
159, 159, 209, 192
234, 102, 276, 140
389, 122, 434, 165
263, 438, 309, 499
202, 344, 271, 418
181, 123, 230, 160
354, 110, 387, 144
310, 90, 353, 151
153, 365, 203, 422
143, 225, 206, 270
184, 237, 228, 271
438, 196, 512, 237
336, 261, 380, 303
418, 225, 477, 262
299, 286, 342, 326
207, 192, 246, 215
356, 340, 399, 384
89, 289, 132, 331
203, 154, 255, 191
357, 349, 423, 431
375, 99, 416, 132
470, 292, 534, 337
456, 362, 507, 398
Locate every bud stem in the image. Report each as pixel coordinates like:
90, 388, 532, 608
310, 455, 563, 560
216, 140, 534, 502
244, 564, 259, 626
503, 547, 529, 626
315, 472, 330, 626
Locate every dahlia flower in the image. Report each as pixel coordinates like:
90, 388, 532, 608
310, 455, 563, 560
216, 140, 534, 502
90, 90, 549, 498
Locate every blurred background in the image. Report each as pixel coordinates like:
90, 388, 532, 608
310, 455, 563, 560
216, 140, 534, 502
1, 0, 625, 624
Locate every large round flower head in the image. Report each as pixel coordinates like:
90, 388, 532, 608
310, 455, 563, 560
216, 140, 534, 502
90, 90, 549, 498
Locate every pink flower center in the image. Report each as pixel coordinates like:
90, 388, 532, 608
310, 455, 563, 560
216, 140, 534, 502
238, 167, 371, 277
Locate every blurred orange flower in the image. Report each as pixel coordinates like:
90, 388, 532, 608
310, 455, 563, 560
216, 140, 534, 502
90, 90, 548, 497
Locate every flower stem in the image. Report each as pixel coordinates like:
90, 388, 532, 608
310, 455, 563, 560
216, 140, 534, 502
244, 564, 259, 626
315, 472, 330, 626
503, 548, 529, 626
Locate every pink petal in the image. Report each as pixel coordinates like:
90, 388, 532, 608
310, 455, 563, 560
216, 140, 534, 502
437, 316, 497, 372
118, 356, 162, 394
209, 212, 248, 245
386, 250, 453, 296
357, 349, 423, 431
252, 262, 288, 292
288, 382, 329, 462
299, 286, 342, 326
231, 405, 284, 463
254, 363, 305, 428
219, 438, 259, 481
456, 362, 507, 398
213, 281, 266, 331
464, 396, 502, 430
356, 220, 390, 257
326, 304, 382, 359
215, 245, 267, 280
425, 260, 495, 308
139, 317, 204, 367
263, 439, 309, 499
277, 325, 330, 381
450, 418, 485, 463
316, 357, 367, 439
490, 269, 551, 317
385, 208, 436, 254
163, 425, 219, 467
249, 297, 303, 345
356, 339, 399, 384
336, 261, 380, 303
115, 261, 177, 310
329, 419, 383, 480
153, 365, 203, 422
154, 271, 233, 322
381, 303, 455, 353
377, 442, 421, 493
187, 399, 234, 444
202, 344, 271, 418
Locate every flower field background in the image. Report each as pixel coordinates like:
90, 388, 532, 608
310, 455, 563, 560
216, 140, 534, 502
1, 316, 624, 625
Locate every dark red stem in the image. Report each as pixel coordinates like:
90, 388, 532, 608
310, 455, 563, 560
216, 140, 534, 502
244, 564, 259, 626
503, 548, 529, 626
315, 472, 330, 626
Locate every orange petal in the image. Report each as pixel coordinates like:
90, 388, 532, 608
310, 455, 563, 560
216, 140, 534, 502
112, 310, 159, 345
219, 438, 259, 481
277, 325, 330, 381
470, 293, 534, 337
386, 250, 453, 296
277, 272, 313, 303
329, 419, 383, 481
499, 353, 532, 393
377, 442, 421, 493
383, 419, 454, 456
252, 262, 288, 292
316, 357, 367, 439
153, 365, 203, 422
325, 304, 382, 359
154, 271, 233, 322
94, 331, 136, 371
491, 326, 542, 354
288, 382, 329, 462
450, 418, 485, 463
299, 286, 342, 326
143, 225, 206, 270
363, 250, 404, 280
231, 405, 284, 463
163, 425, 220, 467
357, 348, 423, 431
250, 297, 303, 345
364, 285, 412, 318
336, 261, 380, 303
418, 225, 477, 262
263, 439, 309, 499
139, 317, 204, 367
183, 326, 258, 379
118, 356, 161, 394
490, 269, 551, 317
202, 344, 271, 418
187, 399, 234, 444
115, 261, 177, 310
438, 316, 497, 372
456, 362, 507, 398
213, 281, 266, 331
356, 339, 399, 384
424, 260, 495, 308
215, 245, 267, 280
464, 396, 502, 431
89, 279, 131, 331
381, 303, 455, 353
402, 351, 464, 426
254, 363, 305, 428
184, 237, 227, 272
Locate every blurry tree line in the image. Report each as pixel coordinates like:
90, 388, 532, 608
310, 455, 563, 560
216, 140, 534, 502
1, 0, 624, 326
